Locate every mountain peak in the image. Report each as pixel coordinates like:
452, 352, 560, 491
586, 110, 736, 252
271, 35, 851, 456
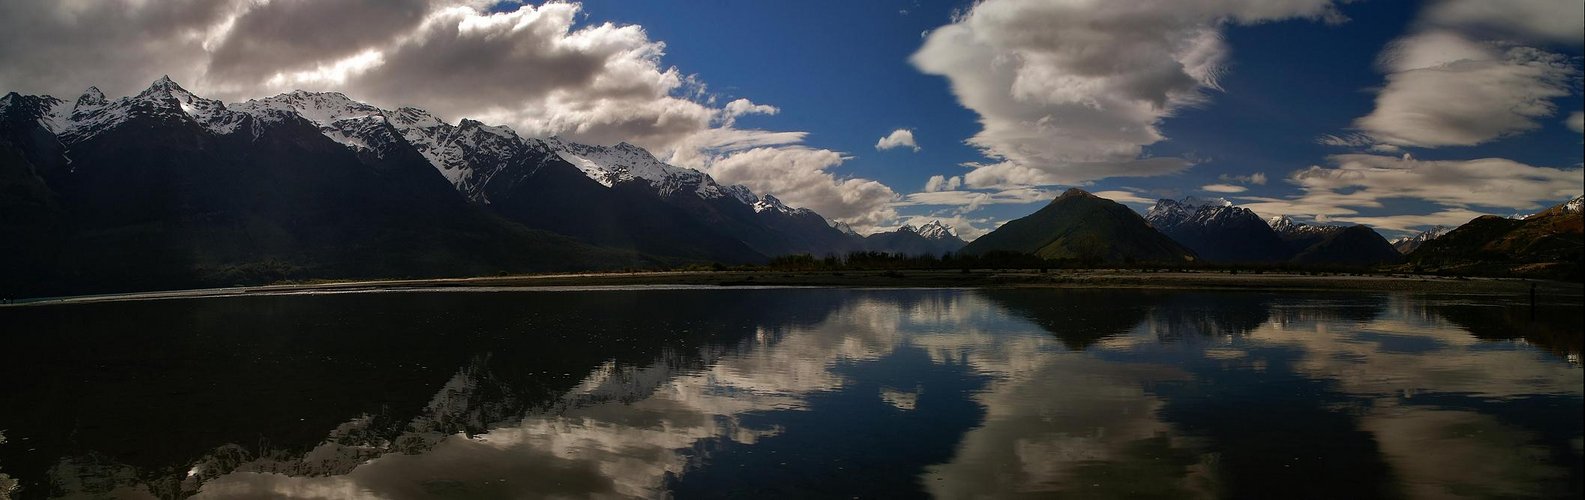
392, 107, 443, 128
1180, 195, 1232, 208
77, 87, 107, 105
1057, 188, 1095, 201
831, 221, 860, 236
753, 194, 792, 214
1266, 215, 1298, 232
1390, 225, 1450, 254
916, 220, 956, 240
148, 75, 182, 92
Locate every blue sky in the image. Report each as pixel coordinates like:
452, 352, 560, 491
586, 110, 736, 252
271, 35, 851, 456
1, 0, 1580, 238
576, 0, 1584, 237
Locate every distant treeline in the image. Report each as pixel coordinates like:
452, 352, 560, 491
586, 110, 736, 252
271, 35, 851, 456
751, 251, 1394, 274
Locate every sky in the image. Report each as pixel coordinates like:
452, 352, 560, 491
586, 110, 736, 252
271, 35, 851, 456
0, 0, 1581, 239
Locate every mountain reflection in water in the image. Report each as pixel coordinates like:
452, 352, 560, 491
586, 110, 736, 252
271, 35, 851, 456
0, 288, 1579, 499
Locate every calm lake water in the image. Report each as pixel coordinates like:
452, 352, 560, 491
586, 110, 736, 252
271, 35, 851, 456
0, 287, 1580, 499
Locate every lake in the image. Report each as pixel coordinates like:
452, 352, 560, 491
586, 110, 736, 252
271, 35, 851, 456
0, 287, 1580, 499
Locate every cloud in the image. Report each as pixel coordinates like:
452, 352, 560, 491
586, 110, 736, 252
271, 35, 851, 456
205, 0, 430, 82
1354, 32, 1576, 148
1201, 184, 1247, 194
1218, 172, 1267, 185
1349, 0, 1582, 149
1567, 112, 1584, 134
899, 187, 1051, 210
1237, 154, 1582, 231
719, 98, 778, 127
701, 145, 900, 232
0, 0, 906, 229
875, 128, 920, 152
1420, 0, 1585, 45
923, 175, 962, 192
1090, 190, 1155, 205
1329, 208, 1495, 234
962, 157, 1193, 189
910, 0, 1344, 188
0, 0, 236, 97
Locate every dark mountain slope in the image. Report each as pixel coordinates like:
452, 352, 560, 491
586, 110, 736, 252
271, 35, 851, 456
961, 189, 1195, 263
1146, 198, 1291, 262
1290, 225, 1404, 267
1, 82, 643, 297
1408, 197, 1583, 279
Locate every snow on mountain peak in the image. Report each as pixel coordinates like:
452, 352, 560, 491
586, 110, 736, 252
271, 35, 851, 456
542, 136, 760, 204
237, 90, 383, 128
753, 194, 793, 214
1390, 225, 1450, 254
1552, 195, 1584, 215
77, 87, 107, 107
1181, 196, 1232, 208
35, 77, 247, 143
392, 107, 444, 129
916, 220, 956, 240
1148, 197, 1253, 231
1266, 215, 1298, 232
14, 81, 808, 217
831, 221, 860, 236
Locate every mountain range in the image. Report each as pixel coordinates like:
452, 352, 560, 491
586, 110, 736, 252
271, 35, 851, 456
2, 78, 1576, 295
1140, 196, 1404, 266
1145, 197, 1291, 262
1390, 226, 1450, 254
962, 189, 1195, 263
1406, 196, 1583, 280
0, 78, 876, 296
860, 220, 967, 256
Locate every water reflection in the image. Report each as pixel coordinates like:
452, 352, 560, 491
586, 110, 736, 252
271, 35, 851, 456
0, 288, 1579, 499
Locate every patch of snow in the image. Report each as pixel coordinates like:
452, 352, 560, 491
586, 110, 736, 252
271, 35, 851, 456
753, 194, 794, 214
916, 220, 956, 240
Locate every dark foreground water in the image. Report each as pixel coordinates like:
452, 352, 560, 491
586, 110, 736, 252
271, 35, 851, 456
0, 288, 1580, 499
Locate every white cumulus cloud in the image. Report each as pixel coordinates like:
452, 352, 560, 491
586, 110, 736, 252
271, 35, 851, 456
923, 175, 962, 192
875, 128, 920, 152
1350, 0, 1582, 148
1238, 154, 1582, 231
910, 0, 1344, 188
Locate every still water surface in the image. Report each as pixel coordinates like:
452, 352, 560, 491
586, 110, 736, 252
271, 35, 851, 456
0, 288, 1580, 499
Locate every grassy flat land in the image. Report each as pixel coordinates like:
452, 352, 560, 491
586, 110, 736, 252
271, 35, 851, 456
6, 269, 1579, 308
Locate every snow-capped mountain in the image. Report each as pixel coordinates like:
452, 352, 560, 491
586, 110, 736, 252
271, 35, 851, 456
1390, 226, 1449, 254
2, 77, 659, 297
751, 194, 808, 215
233, 89, 798, 219
830, 221, 860, 237
543, 137, 758, 204
913, 220, 957, 240
1146, 198, 1290, 262
43, 76, 255, 146
234, 89, 844, 261
1407, 195, 1583, 278
863, 220, 966, 256
1263, 215, 1402, 266
1, 77, 870, 294
1266, 215, 1345, 251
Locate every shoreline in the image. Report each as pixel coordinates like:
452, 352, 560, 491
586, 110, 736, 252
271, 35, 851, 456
5, 270, 1580, 308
